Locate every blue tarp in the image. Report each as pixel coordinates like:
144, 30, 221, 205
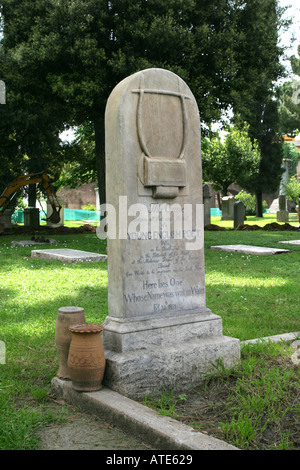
12, 208, 227, 222
12, 209, 101, 223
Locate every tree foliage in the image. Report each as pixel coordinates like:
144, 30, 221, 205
278, 43, 300, 136
0, 0, 289, 207
284, 175, 300, 221
202, 123, 261, 196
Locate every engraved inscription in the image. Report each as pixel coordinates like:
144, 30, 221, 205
124, 239, 204, 314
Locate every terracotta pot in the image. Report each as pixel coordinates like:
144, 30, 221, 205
55, 307, 86, 379
67, 324, 105, 392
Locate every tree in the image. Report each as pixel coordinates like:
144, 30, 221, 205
290, 44, 300, 77
0, 0, 288, 208
202, 123, 261, 196
284, 175, 300, 221
229, 0, 287, 216
0, 2, 71, 205
278, 80, 300, 136
283, 141, 300, 177
278, 43, 300, 136
239, 98, 284, 216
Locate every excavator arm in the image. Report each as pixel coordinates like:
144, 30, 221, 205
0, 172, 61, 225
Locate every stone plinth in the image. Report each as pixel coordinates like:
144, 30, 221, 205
221, 196, 236, 220
277, 210, 289, 223
31, 248, 107, 263
101, 68, 240, 399
211, 244, 290, 255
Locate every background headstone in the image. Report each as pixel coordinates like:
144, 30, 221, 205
0, 209, 14, 229
234, 201, 245, 229
221, 196, 236, 220
203, 184, 211, 226
277, 194, 289, 223
102, 68, 240, 399
24, 207, 40, 229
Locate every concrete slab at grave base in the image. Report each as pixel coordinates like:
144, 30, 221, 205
51, 377, 238, 450
103, 335, 241, 400
31, 248, 107, 263
278, 240, 300, 245
11, 239, 56, 247
210, 244, 290, 255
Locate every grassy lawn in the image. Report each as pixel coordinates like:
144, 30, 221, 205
0, 217, 299, 449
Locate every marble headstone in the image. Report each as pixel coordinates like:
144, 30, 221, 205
101, 68, 240, 399
277, 195, 289, 223
234, 201, 245, 229
221, 196, 236, 220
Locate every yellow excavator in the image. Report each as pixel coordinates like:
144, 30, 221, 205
0, 172, 61, 232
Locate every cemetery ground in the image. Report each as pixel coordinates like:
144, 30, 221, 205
0, 215, 299, 450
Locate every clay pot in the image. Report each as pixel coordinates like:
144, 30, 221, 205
55, 307, 86, 379
67, 324, 105, 392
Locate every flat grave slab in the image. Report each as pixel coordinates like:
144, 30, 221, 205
12, 239, 57, 247
278, 240, 300, 245
210, 244, 290, 255
31, 248, 107, 263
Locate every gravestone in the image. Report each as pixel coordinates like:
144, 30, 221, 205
277, 194, 289, 223
24, 207, 40, 229
234, 201, 245, 229
221, 196, 236, 220
101, 68, 240, 399
1, 209, 14, 228
203, 184, 211, 226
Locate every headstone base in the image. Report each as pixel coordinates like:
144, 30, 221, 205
103, 334, 240, 400
276, 210, 289, 223
102, 309, 240, 399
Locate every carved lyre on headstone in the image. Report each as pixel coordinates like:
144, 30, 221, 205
134, 74, 188, 199
102, 68, 240, 399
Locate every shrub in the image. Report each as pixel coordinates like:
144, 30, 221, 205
236, 190, 267, 215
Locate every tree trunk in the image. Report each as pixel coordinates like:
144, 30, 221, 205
28, 184, 37, 207
94, 115, 106, 211
255, 191, 263, 217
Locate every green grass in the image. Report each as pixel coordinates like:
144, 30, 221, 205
0, 231, 107, 449
0, 221, 299, 449
204, 227, 300, 341
210, 212, 299, 229
143, 340, 300, 450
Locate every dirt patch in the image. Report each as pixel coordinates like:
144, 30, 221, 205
0, 224, 97, 236
204, 222, 300, 231
36, 404, 156, 451
171, 353, 300, 450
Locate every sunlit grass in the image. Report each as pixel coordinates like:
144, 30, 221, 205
210, 212, 299, 228
0, 224, 299, 449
